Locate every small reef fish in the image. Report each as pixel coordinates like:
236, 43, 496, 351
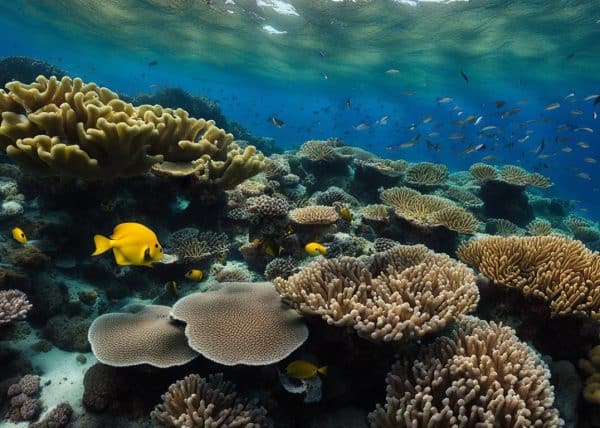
92, 222, 163, 267
584, 157, 597, 164
480, 125, 497, 132
375, 115, 389, 125
285, 360, 328, 380
164, 281, 178, 296
460, 70, 469, 83
147, 60, 158, 67
562, 147, 573, 153
577, 142, 590, 148
576, 172, 591, 180
268, 116, 285, 128
437, 97, 453, 104
345, 98, 351, 110
422, 114, 433, 124
474, 116, 483, 126
495, 100, 506, 108
185, 269, 204, 281
305, 242, 327, 256
544, 102, 561, 111
11, 227, 27, 244
501, 107, 521, 118
338, 206, 353, 222
353, 123, 370, 131
575, 127, 594, 133
534, 139, 545, 156
384, 69, 400, 74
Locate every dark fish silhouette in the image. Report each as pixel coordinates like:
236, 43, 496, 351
148, 60, 158, 67
460, 70, 469, 83
535, 138, 545, 156
268, 116, 285, 128
594, 95, 600, 105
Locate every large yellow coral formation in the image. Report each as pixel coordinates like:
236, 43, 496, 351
469, 162, 552, 188
274, 245, 479, 342
380, 186, 479, 234
579, 345, 600, 404
457, 235, 600, 318
0, 76, 264, 187
368, 316, 562, 427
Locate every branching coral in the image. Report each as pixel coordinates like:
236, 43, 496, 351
0, 75, 264, 187
288, 205, 339, 225
165, 229, 230, 264
274, 245, 478, 342
457, 235, 600, 318
405, 162, 448, 187
0, 289, 32, 324
380, 187, 479, 234
469, 163, 552, 188
368, 316, 562, 427
151, 373, 271, 427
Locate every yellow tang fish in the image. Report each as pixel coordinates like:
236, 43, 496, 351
185, 269, 203, 281
339, 206, 353, 222
92, 222, 163, 267
11, 227, 27, 244
285, 360, 328, 380
305, 242, 327, 256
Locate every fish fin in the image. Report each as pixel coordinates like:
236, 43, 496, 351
317, 366, 328, 376
92, 234, 112, 256
112, 248, 131, 266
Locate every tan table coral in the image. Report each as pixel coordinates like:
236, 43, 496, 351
457, 235, 600, 318
0, 75, 264, 187
274, 244, 479, 342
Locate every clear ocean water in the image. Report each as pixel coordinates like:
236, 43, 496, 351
0, 1, 599, 427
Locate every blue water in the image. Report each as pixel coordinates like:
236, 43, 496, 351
1, 0, 599, 216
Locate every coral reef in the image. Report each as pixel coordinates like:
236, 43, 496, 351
264, 257, 298, 281
579, 345, 600, 404
288, 205, 339, 225
457, 235, 600, 318
275, 245, 478, 342
165, 229, 230, 265
368, 316, 562, 427
171, 282, 308, 365
150, 373, 271, 427
404, 161, 448, 188
7, 374, 42, 422
0, 289, 32, 324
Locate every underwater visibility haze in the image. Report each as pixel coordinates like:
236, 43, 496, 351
0, 0, 599, 427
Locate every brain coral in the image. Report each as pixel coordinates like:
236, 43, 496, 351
170, 282, 308, 365
87, 304, 198, 368
380, 187, 479, 234
274, 245, 479, 342
368, 316, 562, 427
457, 235, 600, 318
0, 289, 32, 324
0, 75, 264, 186
151, 373, 271, 427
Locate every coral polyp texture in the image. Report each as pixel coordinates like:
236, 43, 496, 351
170, 282, 308, 365
353, 158, 407, 177
457, 235, 600, 318
288, 205, 339, 225
469, 163, 552, 188
297, 139, 339, 162
274, 245, 479, 342
368, 316, 562, 427
151, 373, 271, 428
405, 161, 448, 187
380, 186, 479, 234
87, 304, 198, 368
579, 345, 600, 404
359, 204, 390, 222
165, 229, 230, 264
0, 75, 264, 186
0, 289, 32, 324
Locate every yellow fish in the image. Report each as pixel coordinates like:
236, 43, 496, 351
185, 269, 203, 281
11, 227, 27, 244
92, 222, 163, 267
338, 206, 353, 222
305, 242, 327, 256
285, 360, 328, 380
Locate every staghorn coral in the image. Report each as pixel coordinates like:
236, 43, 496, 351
368, 316, 562, 427
151, 373, 271, 427
264, 257, 298, 281
380, 187, 479, 234
288, 205, 339, 225
171, 282, 308, 365
246, 194, 289, 217
87, 304, 197, 367
527, 218, 554, 236
457, 235, 600, 318
359, 204, 390, 223
405, 162, 448, 187
0, 75, 264, 186
274, 245, 478, 342
0, 289, 32, 324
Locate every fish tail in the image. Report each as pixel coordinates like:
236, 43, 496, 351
317, 366, 328, 376
92, 234, 112, 256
